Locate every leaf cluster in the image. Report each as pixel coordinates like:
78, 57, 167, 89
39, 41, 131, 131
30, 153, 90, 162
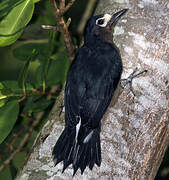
0, 0, 70, 178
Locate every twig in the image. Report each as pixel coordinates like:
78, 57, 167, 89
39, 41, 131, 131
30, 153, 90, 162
44, 0, 76, 62
5, 117, 32, 153
6, 128, 26, 153
18, 95, 26, 102
41, 25, 58, 31
66, 18, 71, 28
11, 88, 59, 102
60, 0, 65, 12
63, 0, 75, 15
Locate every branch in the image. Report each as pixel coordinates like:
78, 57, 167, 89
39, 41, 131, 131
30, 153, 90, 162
42, 0, 76, 62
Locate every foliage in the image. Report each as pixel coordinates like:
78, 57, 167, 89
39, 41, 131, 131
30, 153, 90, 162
0, 0, 70, 179
0, 100, 19, 144
0, 0, 35, 46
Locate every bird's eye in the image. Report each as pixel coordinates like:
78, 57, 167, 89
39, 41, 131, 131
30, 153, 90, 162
97, 19, 104, 25
96, 14, 112, 27
96, 18, 107, 27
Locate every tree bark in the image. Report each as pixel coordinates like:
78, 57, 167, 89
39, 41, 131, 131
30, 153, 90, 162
16, 0, 169, 180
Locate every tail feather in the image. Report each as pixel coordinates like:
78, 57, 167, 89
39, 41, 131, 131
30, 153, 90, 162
62, 143, 73, 172
62, 145, 74, 172
96, 141, 101, 166
89, 139, 96, 170
53, 129, 68, 165
53, 129, 68, 155
52, 126, 101, 175
53, 128, 74, 166
79, 143, 89, 174
80, 142, 91, 173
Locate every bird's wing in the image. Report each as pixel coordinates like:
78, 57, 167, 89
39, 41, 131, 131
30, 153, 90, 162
65, 77, 86, 127
79, 73, 121, 129
64, 47, 88, 127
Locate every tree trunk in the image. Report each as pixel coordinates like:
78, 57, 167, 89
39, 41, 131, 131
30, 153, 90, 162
16, 0, 169, 179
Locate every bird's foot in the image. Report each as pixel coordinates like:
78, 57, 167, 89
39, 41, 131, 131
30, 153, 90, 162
121, 67, 147, 96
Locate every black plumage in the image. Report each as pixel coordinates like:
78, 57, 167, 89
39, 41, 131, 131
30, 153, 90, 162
53, 9, 128, 175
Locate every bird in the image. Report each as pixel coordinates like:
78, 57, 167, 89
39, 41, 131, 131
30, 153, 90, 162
52, 9, 128, 175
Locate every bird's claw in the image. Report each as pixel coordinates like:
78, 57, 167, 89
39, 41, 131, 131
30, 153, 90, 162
121, 68, 147, 96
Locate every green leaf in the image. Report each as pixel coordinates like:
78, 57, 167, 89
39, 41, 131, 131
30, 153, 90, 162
23, 97, 52, 113
36, 53, 70, 88
0, 0, 34, 46
13, 152, 27, 169
0, 100, 19, 144
0, 99, 7, 108
18, 49, 37, 94
0, 82, 7, 100
0, 82, 8, 107
33, 0, 40, 3
0, 0, 23, 20
13, 41, 48, 61
0, 161, 12, 180
1, 80, 34, 98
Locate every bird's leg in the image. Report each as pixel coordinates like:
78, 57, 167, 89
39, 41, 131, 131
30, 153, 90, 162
121, 68, 147, 96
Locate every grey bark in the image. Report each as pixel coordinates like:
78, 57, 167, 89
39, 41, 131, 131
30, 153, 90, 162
16, 0, 169, 180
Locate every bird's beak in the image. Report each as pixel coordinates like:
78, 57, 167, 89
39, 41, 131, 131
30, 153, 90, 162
109, 9, 128, 25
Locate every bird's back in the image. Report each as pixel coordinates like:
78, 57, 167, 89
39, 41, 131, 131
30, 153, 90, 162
65, 41, 122, 126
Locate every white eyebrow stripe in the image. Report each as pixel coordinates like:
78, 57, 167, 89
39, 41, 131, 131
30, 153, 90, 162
104, 13, 112, 22
96, 13, 112, 27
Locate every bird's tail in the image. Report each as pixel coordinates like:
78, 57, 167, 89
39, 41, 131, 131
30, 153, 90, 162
52, 126, 101, 175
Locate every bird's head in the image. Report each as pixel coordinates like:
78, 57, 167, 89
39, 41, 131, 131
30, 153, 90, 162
84, 9, 128, 44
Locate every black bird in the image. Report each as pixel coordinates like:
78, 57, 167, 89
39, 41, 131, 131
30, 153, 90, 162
53, 9, 128, 175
